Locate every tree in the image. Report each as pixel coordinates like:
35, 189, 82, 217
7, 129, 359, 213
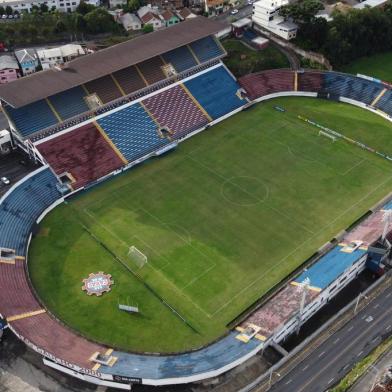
76, 1, 96, 15
40, 3, 49, 13
0, 6, 5, 15
280, 0, 323, 25
5, 5, 12, 15
142, 23, 153, 33
83, 8, 117, 34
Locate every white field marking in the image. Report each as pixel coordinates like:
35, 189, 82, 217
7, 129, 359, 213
181, 263, 217, 290
333, 338, 340, 344
82, 206, 213, 319
220, 176, 270, 207
343, 364, 350, 371
211, 172, 392, 316
302, 365, 309, 371
341, 159, 364, 176
188, 155, 315, 236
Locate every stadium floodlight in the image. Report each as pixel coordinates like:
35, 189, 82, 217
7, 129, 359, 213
128, 246, 148, 268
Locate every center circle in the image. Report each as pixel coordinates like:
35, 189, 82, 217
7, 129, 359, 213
221, 176, 269, 206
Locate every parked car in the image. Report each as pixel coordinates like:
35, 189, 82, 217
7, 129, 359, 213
1, 177, 10, 185
230, 8, 239, 14
1, 15, 7, 19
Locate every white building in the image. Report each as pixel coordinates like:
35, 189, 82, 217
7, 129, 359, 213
120, 13, 142, 31
37, 44, 85, 70
252, 0, 297, 40
109, 0, 126, 8
0, 0, 79, 13
137, 5, 163, 30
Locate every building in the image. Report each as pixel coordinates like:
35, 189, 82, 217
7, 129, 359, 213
14, 49, 39, 76
37, 44, 85, 70
177, 7, 197, 20
109, 0, 126, 8
0, 55, 19, 84
137, 6, 164, 29
120, 13, 142, 30
203, 0, 226, 15
252, 0, 297, 40
161, 9, 180, 27
0, 0, 79, 13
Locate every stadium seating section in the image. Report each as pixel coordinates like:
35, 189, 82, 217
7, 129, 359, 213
112, 65, 147, 95
0, 168, 60, 254
238, 70, 294, 100
142, 85, 210, 137
48, 86, 89, 121
98, 103, 168, 162
189, 36, 225, 63
36, 123, 124, 189
298, 71, 324, 92
137, 56, 166, 85
162, 46, 198, 73
376, 89, 392, 116
322, 72, 384, 105
84, 75, 123, 104
5, 100, 59, 137
185, 66, 245, 119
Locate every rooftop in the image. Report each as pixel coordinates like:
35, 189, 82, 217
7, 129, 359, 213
0, 55, 19, 70
0, 17, 223, 108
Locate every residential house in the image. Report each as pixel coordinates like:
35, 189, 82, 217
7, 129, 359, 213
161, 9, 180, 27
177, 7, 197, 20
37, 44, 85, 70
109, 0, 126, 8
137, 6, 163, 29
120, 13, 142, 30
203, 0, 227, 16
0, 55, 19, 84
14, 48, 39, 76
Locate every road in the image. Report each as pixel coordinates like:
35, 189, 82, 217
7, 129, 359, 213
269, 283, 392, 392
214, 4, 253, 25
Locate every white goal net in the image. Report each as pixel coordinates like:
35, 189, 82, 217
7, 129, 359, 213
128, 246, 148, 268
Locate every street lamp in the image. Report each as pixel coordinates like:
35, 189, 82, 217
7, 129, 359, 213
268, 369, 281, 389
354, 292, 368, 314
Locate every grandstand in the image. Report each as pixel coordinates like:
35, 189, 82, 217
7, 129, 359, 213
1, 14, 392, 390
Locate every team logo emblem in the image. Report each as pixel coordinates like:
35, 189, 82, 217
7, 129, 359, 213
82, 272, 113, 296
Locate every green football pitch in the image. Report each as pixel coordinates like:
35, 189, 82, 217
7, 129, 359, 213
29, 97, 392, 353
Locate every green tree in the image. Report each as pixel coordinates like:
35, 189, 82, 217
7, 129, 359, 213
83, 8, 117, 34
142, 23, 153, 33
40, 3, 49, 13
280, 0, 323, 24
0, 6, 5, 15
5, 5, 12, 15
76, 1, 96, 15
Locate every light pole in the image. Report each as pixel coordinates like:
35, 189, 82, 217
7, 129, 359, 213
354, 292, 368, 314
268, 369, 281, 389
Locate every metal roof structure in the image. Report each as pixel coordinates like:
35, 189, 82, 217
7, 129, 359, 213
0, 16, 223, 108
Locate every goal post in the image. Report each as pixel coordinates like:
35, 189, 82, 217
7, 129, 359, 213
319, 130, 337, 142
128, 246, 148, 268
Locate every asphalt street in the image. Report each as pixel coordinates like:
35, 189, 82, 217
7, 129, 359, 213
269, 283, 392, 392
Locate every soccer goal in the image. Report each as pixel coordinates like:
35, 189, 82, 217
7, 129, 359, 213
128, 246, 148, 268
319, 130, 337, 142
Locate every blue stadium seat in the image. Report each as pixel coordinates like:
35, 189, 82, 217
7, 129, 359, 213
184, 66, 245, 119
376, 90, 392, 116
323, 73, 383, 105
49, 86, 89, 121
0, 168, 60, 255
97, 103, 169, 162
162, 46, 198, 73
5, 100, 59, 137
189, 36, 224, 63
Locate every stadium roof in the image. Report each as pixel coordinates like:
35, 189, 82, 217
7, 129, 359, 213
0, 16, 224, 108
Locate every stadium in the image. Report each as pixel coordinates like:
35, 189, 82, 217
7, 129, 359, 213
1, 15, 392, 390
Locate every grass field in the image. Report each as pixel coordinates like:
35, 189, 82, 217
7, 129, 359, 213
223, 39, 289, 77
29, 97, 392, 353
341, 51, 392, 83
